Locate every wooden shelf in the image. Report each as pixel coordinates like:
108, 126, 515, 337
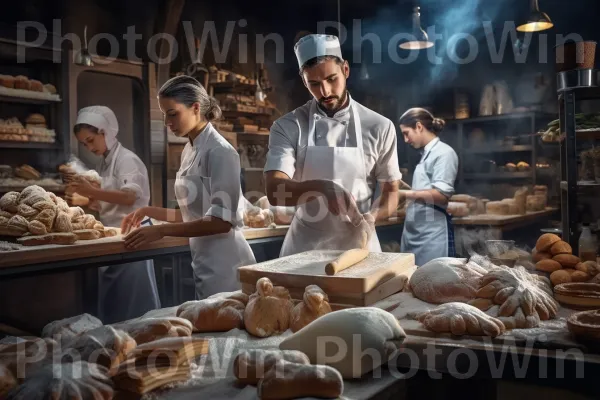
222, 109, 272, 117
466, 145, 533, 154
560, 181, 600, 190
0, 93, 61, 105
463, 172, 533, 180
0, 141, 60, 149
447, 112, 555, 124
211, 81, 257, 94
576, 129, 600, 140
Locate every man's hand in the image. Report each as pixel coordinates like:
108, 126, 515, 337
320, 180, 362, 226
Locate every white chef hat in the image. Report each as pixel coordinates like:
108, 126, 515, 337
75, 106, 119, 150
294, 34, 343, 69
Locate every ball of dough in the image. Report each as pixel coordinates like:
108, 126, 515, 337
535, 233, 561, 252
550, 269, 571, 286
279, 307, 406, 379
553, 254, 580, 268
535, 259, 562, 273
550, 241, 572, 256
244, 277, 293, 338
290, 285, 332, 333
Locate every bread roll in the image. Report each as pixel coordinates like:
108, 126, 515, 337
290, 285, 332, 333
535, 259, 562, 273
111, 317, 193, 345
233, 349, 310, 385
550, 241, 572, 256
486, 201, 510, 215
576, 261, 600, 276
74, 229, 102, 241
501, 198, 518, 214
244, 278, 293, 338
526, 195, 546, 212
550, 270, 571, 286
7, 215, 28, 234
566, 269, 591, 283
176, 295, 246, 332
17, 232, 77, 246
0, 191, 19, 213
553, 254, 580, 268
28, 220, 48, 235
535, 233, 561, 252
53, 211, 73, 232
257, 360, 343, 400
532, 249, 552, 263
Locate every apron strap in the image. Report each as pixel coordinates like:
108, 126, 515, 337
425, 203, 456, 258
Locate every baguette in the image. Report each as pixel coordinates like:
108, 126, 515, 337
17, 232, 77, 246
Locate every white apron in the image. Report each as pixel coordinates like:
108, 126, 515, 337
97, 143, 161, 324
175, 156, 256, 299
400, 141, 455, 267
280, 100, 381, 256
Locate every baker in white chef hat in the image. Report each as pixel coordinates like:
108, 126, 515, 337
68, 105, 161, 323
263, 33, 403, 257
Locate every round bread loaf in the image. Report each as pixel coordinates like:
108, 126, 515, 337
550, 269, 572, 286
532, 249, 552, 263
567, 269, 591, 283
535, 233, 561, 252
576, 261, 600, 276
536, 259, 562, 273
553, 254, 580, 268
486, 201, 510, 215
550, 240, 572, 256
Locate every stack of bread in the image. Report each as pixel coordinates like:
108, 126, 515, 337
0, 114, 56, 143
0, 75, 59, 100
485, 186, 547, 216
534, 233, 600, 286
0, 185, 117, 246
448, 194, 486, 217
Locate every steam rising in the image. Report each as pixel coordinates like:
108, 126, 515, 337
65, 154, 91, 175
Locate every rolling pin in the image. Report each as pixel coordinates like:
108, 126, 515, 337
325, 231, 369, 275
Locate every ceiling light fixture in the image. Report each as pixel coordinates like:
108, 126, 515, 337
400, 6, 434, 50
517, 0, 553, 33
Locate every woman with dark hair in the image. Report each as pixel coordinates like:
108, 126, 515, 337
121, 75, 256, 298
398, 107, 458, 266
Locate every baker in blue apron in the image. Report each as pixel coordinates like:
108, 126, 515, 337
121, 76, 256, 299
264, 34, 403, 256
398, 108, 459, 266
68, 105, 160, 323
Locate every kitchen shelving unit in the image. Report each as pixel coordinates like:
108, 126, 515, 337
557, 78, 600, 250
445, 112, 556, 198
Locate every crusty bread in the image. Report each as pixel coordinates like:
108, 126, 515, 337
532, 249, 552, 263
535, 233, 561, 252
535, 259, 562, 273
553, 254, 581, 268
486, 201, 510, 216
17, 232, 77, 246
550, 240, 572, 256
73, 229, 102, 241
550, 269, 571, 286
233, 349, 310, 385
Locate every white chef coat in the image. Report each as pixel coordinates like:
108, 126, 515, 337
400, 137, 459, 267
175, 123, 256, 299
97, 143, 151, 228
95, 141, 160, 324
265, 98, 402, 197
265, 96, 402, 255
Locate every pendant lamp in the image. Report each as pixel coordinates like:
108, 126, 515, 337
517, 0, 553, 32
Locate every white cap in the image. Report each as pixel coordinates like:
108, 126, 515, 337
76, 106, 119, 150
294, 34, 343, 69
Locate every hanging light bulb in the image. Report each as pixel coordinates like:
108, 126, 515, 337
400, 6, 434, 50
517, 0, 553, 32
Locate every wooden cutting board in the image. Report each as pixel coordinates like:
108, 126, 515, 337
238, 250, 415, 295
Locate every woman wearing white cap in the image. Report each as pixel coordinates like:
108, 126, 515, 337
120, 76, 256, 299
264, 33, 402, 255
68, 105, 160, 323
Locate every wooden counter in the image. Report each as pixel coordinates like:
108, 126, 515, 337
452, 207, 558, 228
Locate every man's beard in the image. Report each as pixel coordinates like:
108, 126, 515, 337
318, 88, 349, 114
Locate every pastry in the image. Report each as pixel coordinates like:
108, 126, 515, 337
417, 302, 506, 337
93, 222, 104, 231
17, 232, 77, 246
257, 360, 344, 400
18, 185, 46, 203
4, 361, 114, 400
244, 277, 293, 338
536, 233, 561, 252
535, 259, 562, 273
279, 307, 406, 379
28, 80, 43, 92
0, 210, 14, 218
0, 75, 15, 88
43, 83, 57, 94
25, 113, 46, 128
74, 229, 102, 240
62, 326, 136, 374
176, 295, 246, 332
550, 240, 572, 256
28, 220, 48, 235
68, 206, 85, 220
567, 269, 591, 283
516, 161, 530, 171
0, 192, 19, 213
7, 215, 29, 234
505, 162, 517, 172
526, 195, 546, 212
33, 208, 56, 231
42, 313, 103, 341
53, 211, 73, 232
233, 349, 310, 385
290, 285, 332, 332
17, 203, 38, 219
532, 249, 551, 263
13, 75, 30, 90
14, 165, 41, 180
409, 257, 490, 304
576, 261, 600, 276
32, 200, 56, 212
111, 317, 193, 345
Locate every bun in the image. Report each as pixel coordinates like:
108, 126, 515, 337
432, 117, 445, 133
205, 97, 222, 121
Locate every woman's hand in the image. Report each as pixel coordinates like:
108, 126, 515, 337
67, 177, 97, 197
121, 207, 148, 235
123, 226, 164, 249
